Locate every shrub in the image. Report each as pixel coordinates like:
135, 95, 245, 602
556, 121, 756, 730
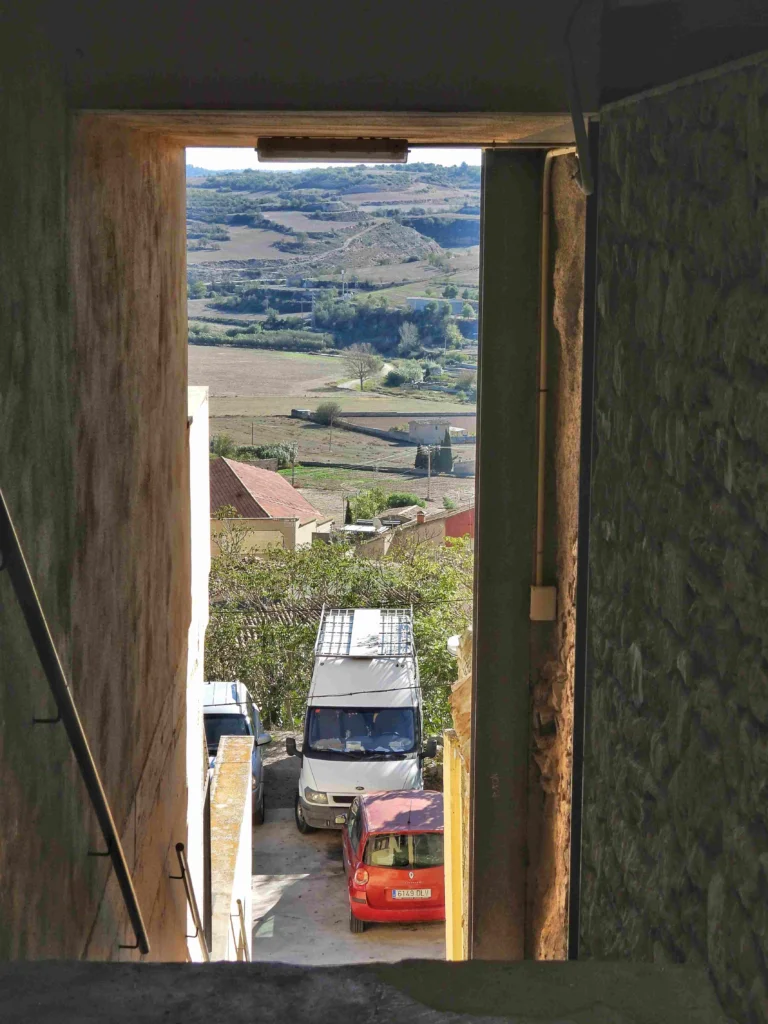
212, 504, 241, 519
385, 369, 407, 387
314, 401, 342, 426
235, 443, 298, 469
442, 497, 457, 511
386, 493, 426, 509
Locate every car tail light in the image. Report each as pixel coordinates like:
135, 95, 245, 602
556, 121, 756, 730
353, 868, 369, 887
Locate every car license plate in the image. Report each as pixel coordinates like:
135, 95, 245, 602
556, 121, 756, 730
392, 888, 431, 899
335, 814, 347, 824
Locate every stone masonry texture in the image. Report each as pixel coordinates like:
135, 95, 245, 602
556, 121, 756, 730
581, 53, 768, 1024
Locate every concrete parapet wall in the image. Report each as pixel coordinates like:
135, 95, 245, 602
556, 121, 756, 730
210, 736, 253, 962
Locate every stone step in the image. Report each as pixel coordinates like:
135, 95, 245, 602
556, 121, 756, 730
0, 960, 726, 1024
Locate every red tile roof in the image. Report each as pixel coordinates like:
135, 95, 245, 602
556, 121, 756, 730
210, 457, 325, 525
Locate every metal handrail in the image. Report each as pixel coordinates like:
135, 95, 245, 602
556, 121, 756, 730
0, 488, 150, 955
232, 899, 248, 962
171, 842, 210, 962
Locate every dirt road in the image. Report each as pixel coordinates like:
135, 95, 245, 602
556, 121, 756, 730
252, 735, 445, 965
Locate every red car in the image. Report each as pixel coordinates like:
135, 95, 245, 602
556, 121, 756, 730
341, 791, 445, 933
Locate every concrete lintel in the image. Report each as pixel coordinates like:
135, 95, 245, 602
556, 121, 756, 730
77, 110, 575, 148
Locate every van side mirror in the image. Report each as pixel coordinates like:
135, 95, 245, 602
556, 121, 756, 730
257, 732, 272, 747
285, 737, 298, 757
422, 737, 438, 759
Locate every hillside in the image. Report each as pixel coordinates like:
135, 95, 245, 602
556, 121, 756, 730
186, 162, 481, 357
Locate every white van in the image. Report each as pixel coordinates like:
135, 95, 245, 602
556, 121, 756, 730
286, 608, 436, 832
203, 681, 272, 824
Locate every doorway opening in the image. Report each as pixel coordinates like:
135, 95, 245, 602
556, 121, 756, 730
190, 144, 480, 966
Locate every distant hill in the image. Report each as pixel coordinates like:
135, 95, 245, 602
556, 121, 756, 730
186, 164, 238, 178
186, 162, 480, 357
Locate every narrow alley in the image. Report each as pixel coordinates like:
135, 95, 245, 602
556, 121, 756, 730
251, 737, 445, 965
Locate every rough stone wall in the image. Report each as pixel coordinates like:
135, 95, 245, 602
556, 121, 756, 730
582, 54, 768, 1023
528, 155, 586, 959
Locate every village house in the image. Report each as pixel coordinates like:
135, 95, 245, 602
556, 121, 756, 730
354, 502, 475, 557
408, 420, 469, 445
209, 457, 333, 554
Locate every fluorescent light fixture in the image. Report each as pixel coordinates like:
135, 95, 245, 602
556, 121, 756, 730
256, 137, 408, 163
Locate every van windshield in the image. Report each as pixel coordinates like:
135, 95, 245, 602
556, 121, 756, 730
204, 713, 250, 753
306, 707, 416, 756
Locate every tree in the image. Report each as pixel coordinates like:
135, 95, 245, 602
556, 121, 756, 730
415, 446, 429, 470
461, 302, 474, 318
456, 371, 477, 393
442, 284, 458, 298
342, 343, 383, 391
437, 429, 454, 473
385, 360, 422, 387
397, 321, 420, 356
212, 504, 241, 520
235, 442, 298, 468
349, 486, 388, 521
205, 539, 473, 732
344, 501, 353, 525
315, 400, 342, 450
189, 280, 206, 298
210, 433, 238, 458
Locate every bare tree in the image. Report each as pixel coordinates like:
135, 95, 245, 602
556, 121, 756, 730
397, 321, 420, 355
342, 343, 383, 391
315, 400, 342, 450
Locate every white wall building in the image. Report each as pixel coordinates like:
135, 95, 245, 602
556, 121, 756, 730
186, 385, 211, 961
408, 420, 468, 445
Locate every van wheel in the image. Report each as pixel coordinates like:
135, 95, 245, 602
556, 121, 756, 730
349, 909, 366, 934
295, 795, 315, 834
253, 790, 265, 827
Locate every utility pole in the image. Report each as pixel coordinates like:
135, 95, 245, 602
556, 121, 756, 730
427, 447, 431, 501
251, 420, 254, 446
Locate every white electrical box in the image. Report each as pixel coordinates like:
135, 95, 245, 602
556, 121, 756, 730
530, 585, 557, 622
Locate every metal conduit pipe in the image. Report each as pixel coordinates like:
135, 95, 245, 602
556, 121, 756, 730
531, 147, 577, 620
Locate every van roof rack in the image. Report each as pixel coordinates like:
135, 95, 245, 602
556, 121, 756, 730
315, 606, 415, 659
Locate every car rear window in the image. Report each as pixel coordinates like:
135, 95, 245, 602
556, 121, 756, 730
204, 713, 250, 752
363, 832, 443, 869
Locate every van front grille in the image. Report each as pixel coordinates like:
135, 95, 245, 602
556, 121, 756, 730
331, 795, 354, 805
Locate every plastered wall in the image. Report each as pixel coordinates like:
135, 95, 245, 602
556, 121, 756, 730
70, 116, 190, 959
0, 25, 193, 958
582, 53, 768, 1023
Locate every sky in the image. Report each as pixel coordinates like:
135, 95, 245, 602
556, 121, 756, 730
186, 146, 482, 172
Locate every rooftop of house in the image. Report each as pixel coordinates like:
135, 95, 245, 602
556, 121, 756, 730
210, 457, 328, 526
378, 505, 426, 523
